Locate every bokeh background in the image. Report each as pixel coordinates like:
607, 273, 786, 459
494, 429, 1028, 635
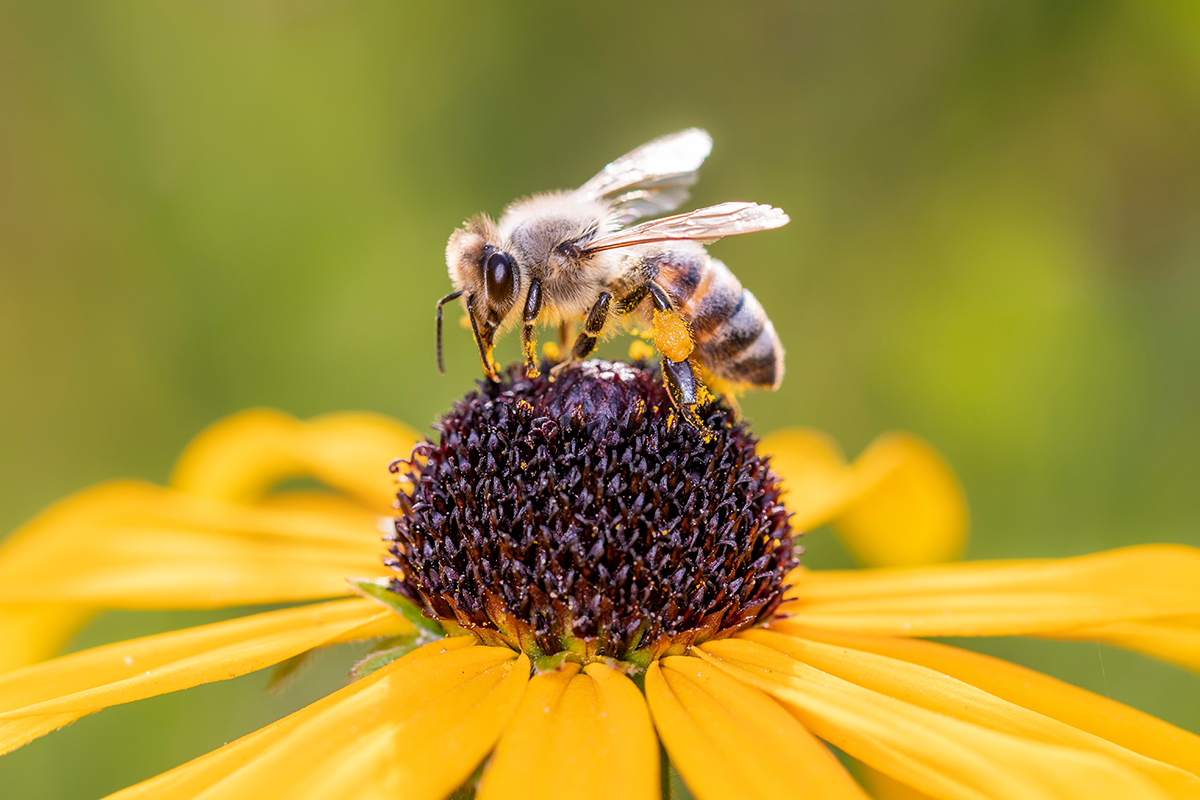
2, 1, 1199, 796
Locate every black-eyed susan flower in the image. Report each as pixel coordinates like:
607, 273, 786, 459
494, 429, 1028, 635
1, 359, 1199, 800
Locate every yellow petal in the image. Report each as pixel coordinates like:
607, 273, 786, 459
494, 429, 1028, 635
0, 603, 93, 673
478, 661, 658, 800
109, 643, 526, 800
784, 545, 1200, 669
0, 597, 409, 755
834, 433, 968, 567
103, 637, 479, 799
644, 656, 868, 800
759, 429, 852, 529
1050, 616, 1200, 673
770, 624, 1200, 782
739, 629, 1200, 798
760, 428, 966, 567
0, 480, 385, 608
855, 761, 941, 800
170, 409, 419, 515
700, 638, 1174, 800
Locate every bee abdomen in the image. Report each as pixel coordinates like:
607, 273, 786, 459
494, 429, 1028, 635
661, 257, 784, 390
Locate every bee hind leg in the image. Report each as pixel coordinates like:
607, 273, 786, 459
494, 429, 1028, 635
642, 282, 713, 436
661, 357, 712, 436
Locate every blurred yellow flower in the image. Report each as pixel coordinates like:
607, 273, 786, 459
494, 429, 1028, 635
0, 367, 1197, 800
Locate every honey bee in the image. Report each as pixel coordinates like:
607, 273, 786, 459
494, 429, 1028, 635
436, 128, 788, 428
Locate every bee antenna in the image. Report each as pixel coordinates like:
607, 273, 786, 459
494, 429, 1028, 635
435, 290, 463, 373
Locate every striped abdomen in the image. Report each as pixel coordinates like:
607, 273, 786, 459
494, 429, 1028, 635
654, 250, 784, 390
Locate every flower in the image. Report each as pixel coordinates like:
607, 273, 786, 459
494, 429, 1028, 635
1, 360, 1199, 800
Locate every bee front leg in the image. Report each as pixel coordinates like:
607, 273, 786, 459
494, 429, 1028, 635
465, 294, 500, 381
551, 291, 611, 378
434, 289, 463, 373
522, 280, 543, 377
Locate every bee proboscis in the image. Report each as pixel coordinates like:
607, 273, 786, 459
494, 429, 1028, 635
437, 128, 788, 428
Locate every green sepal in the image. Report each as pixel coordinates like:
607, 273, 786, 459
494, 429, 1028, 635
557, 634, 588, 659
533, 651, 582, 673
440, 618, 472, 638
623, 648, 654, 671
349, 632, 422, 680
348, 577, 446, 638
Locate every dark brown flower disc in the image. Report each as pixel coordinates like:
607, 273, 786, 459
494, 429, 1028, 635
386, 359, 798, 663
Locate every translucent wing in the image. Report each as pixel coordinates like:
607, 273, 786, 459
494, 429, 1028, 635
576, 129, 714, 225
580, 201, 789, 254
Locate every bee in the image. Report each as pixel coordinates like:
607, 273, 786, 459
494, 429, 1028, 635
436, 128, 788, 428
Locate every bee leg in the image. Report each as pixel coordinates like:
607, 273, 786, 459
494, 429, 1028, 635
614, 283, 649, 315
521, 324, 539, 376
662, 356, 709, 433
573, 291, 611, 359
522, 280, 543, 377
646, 282, 695, 364
645, 282, 710, 434
434, 289, 463, 373
551, 292, 611, 377
465, 294, 500, 381
645, 282, 672, 312
662, 357, 696, 404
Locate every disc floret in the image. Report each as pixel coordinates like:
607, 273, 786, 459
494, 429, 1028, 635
386, 360, 797, 665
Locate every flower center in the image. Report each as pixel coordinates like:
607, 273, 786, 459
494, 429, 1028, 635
386, 360, 797, 664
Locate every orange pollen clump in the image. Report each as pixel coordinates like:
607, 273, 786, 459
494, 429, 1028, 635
652, 309, 694, 362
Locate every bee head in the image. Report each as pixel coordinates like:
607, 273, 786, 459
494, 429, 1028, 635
442, 215, 521, 378
446, 215, 521, 328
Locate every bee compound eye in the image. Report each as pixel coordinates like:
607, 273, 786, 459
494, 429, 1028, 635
485, 251, 515, 301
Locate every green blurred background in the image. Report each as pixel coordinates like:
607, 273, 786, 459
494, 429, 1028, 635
2, 1, 1199, 796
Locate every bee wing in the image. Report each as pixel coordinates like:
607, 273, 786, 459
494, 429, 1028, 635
576, 129, 713, 225
580, 201, 789, 254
